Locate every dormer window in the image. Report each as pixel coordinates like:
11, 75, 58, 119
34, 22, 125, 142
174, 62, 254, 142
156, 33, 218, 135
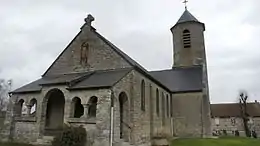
183, 29, 191, 48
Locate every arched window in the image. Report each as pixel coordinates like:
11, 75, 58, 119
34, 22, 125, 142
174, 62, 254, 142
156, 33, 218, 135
170, 95, 173, 117
166, 95, 169, 118
161, 92, 165, 118
29, 98, 37, 116
88, 96, 98, 117
141, 80, 145, 111
72, 97, 84, 118
183, 29, 191, 48
16, 99, 24, 116
161, 92, 165, 125
156, 89, 159, 116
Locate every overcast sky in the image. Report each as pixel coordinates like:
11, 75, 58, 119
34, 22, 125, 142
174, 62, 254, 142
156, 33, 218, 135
0, 0, 260, 103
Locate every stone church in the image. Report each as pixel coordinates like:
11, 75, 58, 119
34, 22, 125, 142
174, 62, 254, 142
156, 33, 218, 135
0, 9, 212, 146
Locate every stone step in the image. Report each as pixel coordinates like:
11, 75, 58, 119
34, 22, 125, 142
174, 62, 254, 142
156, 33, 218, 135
114, 140, 133, 146
31, 136, 54, 146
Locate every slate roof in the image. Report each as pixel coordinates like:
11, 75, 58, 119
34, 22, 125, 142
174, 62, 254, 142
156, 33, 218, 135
93, 30, 171, 92
172, 9, 204, 30
176, 9, 199, 24
11, 68, 132, 94
211, 102, 260, 117
149, 65, 203, 93
69, 68, 132, 90
11, 79, 42, 94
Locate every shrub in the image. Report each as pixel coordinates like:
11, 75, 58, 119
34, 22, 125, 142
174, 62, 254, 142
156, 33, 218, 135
235, 130, 240, 136
252, 130, 257, 139
222, 130, 227, 136
52, 124, 87, 146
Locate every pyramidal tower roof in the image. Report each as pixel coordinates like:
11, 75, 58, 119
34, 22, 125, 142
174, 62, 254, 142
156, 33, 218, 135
171, 9, 204, 30
176, 9, 199, 24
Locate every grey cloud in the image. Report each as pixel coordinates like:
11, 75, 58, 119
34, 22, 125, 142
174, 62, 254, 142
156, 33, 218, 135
1, 0, 260, 103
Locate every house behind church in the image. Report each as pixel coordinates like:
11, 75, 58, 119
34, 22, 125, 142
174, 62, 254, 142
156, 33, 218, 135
0, 9, 212, 146
211, 101, 260, 136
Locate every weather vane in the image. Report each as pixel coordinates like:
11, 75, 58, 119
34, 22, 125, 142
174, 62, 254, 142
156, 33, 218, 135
183, 0, 188, 10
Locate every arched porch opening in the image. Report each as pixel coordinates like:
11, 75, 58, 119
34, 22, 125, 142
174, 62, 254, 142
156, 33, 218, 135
43, 88, 65, 135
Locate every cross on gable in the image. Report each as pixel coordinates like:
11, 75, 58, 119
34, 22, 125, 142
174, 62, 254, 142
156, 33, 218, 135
84, 14, 95, 26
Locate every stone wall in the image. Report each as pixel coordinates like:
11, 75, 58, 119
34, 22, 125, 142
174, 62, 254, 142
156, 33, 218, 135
13, 121, 38, 143
44, 24, 131, 76
112, 70, 173, 145
212, 117, 260, 136
1, 85, 113, 145
172, 92, 205, 137
40, 85, 112, 146
0, 111, 6, 130
253, 117, 260, 135
171, 22, 205, 67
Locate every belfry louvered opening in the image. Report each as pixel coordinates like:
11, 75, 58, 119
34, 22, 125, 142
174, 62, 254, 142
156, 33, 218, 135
183, 29, 191, 48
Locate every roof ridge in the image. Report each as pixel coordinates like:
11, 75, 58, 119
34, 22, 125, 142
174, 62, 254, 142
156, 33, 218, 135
150, 65, 202, 73
212, 102, 258, 105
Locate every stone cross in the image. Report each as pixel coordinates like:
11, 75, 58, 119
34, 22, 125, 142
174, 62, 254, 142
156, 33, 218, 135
84, 14, 95, 26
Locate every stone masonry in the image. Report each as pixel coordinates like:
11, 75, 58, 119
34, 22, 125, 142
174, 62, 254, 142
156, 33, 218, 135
0, 9, 212, 146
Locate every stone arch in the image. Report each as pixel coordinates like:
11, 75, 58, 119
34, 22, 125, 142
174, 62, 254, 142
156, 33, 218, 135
88, 96, 98, 118
119, 92, 130, 141
16, 99, 25, 116
71, 97, 84, 118
29, 98, 37, 115
42, 88, 65, 135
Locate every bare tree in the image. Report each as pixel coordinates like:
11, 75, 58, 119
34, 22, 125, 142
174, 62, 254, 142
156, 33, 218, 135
239, 91, 251, 137
0, 79, 12, 111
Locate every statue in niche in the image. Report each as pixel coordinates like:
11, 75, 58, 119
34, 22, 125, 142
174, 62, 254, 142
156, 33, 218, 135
80, 42, 89, 66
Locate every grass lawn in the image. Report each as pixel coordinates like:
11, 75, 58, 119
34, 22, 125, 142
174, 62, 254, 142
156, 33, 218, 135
0, 142, 34, 146
171, 137, 260, 146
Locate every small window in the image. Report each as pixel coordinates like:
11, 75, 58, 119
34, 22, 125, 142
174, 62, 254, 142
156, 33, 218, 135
231, 118, 236, 125
161, 92, 165, 118
215, 118, 220, 125
72, 97, 84, 118
156, 89, 159, 116
16, 99, 24, 116
141, 80, 145, 111
166, 95, 169, 118
183, 29, 191, 48
161, 92, 165, 125
170, 95, 173, 117
29, 98, 37, 115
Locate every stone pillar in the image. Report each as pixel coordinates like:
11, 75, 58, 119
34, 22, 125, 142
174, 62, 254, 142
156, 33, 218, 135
83, 104, 90, 118
93, 90, 111, 146
26, 105, 32, 116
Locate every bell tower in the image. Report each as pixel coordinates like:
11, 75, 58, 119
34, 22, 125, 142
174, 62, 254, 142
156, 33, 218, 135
171, 7, 212, 137
171, 9, 206, 67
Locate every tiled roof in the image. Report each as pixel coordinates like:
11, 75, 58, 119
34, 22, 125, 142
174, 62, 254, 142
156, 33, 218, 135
149, 65, 203, 93
11, 68, 132, 94
211, 102, 260, 117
